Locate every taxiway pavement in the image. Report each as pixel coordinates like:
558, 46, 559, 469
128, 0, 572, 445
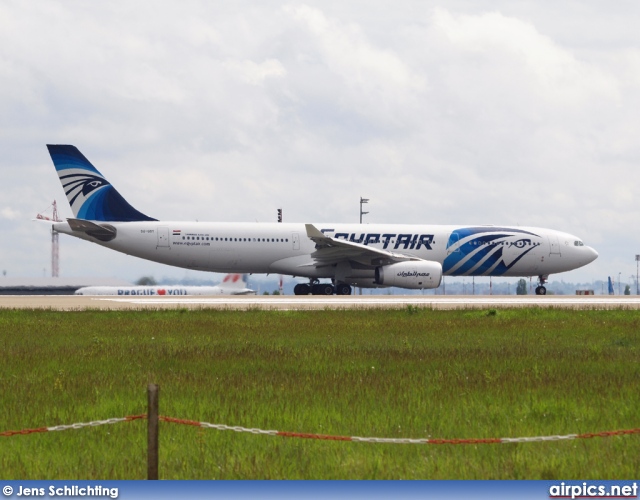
1, 295, 639, 311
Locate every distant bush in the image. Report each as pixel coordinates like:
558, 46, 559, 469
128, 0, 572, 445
135, 276, 157, 286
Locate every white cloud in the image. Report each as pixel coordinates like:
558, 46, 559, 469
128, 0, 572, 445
431, 8, 619, 107
224, 59, 286, 85
287, 4, 423, 91
284, 4, 426, 127
1, 207, 20, 220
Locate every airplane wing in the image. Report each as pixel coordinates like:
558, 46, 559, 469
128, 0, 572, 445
305, 224, 421, 268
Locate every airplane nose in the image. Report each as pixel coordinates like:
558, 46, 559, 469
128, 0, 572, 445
586, 246, 598, 264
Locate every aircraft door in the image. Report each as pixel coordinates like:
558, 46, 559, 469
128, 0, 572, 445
446, 231, 460, 255
292, 232, 300, 251
548, 234, 561, 256
157, 227, 170, 248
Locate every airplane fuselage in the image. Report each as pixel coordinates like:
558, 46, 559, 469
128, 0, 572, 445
75, 285, 255, 296
53, 220, 598, 287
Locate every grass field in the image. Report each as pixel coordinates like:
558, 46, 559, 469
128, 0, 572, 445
0, 307, 638, 479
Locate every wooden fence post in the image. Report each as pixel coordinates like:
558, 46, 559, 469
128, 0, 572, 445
147, 384, 159, 480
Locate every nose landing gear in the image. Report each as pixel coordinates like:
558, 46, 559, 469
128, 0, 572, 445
535, 275, 548, 295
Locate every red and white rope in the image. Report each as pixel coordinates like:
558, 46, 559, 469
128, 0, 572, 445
2, 414, 639, 445
0, 415, 145, 437
158, 416, 640, 445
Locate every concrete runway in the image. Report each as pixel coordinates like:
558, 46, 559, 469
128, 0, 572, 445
1, 295, 639, 310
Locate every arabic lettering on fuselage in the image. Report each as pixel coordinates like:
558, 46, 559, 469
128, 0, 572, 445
321, 230, 434, 250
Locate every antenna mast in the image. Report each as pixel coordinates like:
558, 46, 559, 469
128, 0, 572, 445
51, 201, 60, 277
37, 201, 62, 277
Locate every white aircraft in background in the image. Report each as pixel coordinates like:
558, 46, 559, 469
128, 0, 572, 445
44, 145, 598, 296
74, 273, 255, 296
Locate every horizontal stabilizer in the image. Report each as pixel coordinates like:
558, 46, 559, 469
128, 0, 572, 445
68, 218, 117, 242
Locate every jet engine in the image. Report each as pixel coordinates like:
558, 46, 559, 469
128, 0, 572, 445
374, 261, 442, 289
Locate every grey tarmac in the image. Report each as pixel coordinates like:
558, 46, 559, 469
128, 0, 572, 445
1, 295, 639, 311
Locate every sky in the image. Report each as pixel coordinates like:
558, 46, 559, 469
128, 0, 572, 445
1, 0, 639, 287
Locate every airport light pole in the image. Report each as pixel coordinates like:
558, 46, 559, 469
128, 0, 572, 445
636, 255, 640, 295
357, 197, 369, 296
359, 197, 369, 224
618, 272, 621, 296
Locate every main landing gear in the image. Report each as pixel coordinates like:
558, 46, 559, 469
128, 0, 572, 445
293, 280, 353, 295
535, 275, 548, 295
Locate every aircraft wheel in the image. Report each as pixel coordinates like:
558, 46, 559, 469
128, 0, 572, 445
294, 284, 311, 295
535, 286, 547, 295
312, 284, 334, 295
321, 284, 335, 295
336, 284, 352, 295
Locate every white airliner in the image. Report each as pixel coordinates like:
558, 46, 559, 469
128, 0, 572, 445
74, 273, 255, 296
44, 145, 598, 296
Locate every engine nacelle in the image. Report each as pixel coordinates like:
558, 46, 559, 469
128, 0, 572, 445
374, 261, 442, 290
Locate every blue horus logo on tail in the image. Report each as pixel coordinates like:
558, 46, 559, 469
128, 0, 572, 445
46, 145, 156, 222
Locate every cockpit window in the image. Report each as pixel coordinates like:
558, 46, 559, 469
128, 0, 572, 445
574, 240, 584, 247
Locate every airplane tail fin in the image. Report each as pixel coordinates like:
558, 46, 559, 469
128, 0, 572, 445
46, 145, 156, 222
220, 273, 249, 289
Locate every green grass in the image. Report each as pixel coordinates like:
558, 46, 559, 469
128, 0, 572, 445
1, 307, 639, 479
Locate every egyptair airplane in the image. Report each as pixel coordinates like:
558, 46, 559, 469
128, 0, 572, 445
44, 145, 598, 296
74, 273, 255, 296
